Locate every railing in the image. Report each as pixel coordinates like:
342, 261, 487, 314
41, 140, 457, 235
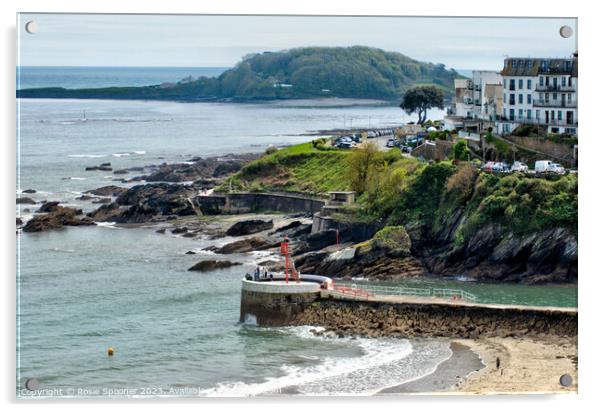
535, 84, 576, 92
533, 99, 577, 108
332, 283, 478, 303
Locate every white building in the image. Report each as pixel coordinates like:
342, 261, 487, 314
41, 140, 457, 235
444, 70, 503, 131
497, 55, 578, 135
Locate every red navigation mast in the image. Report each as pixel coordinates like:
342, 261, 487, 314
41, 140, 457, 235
280, 236, 299, 284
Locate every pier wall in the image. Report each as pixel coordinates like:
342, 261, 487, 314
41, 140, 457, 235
289, 299, 577, 339
196, 193, 325, 215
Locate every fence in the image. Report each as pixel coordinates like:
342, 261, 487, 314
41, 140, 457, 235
332, 283, 478, 303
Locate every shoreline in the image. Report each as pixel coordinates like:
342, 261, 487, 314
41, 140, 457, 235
378, 336, 577, 395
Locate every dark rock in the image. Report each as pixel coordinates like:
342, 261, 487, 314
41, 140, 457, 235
37, 201, 61, 213
87, 203, 124, 222
182, 232, 197, 238
226, 219, 274, 236
16, 197, 36, 205
215, 237, 280, 254
22, 189, 36, 194
98, 166, 113, 171
16, 217, 23, 226
294, 229, 338, 255
85, 185, 127, 197
23, 206, 95, 232
185, 250, 196, 254
113, 169, 129, 175
100, 162, 111, 167
171, 227, 188, 234
76, 195, 94, 201
91, 197, 111, 204
187, 260, 242, 272
156, 228, 167, 234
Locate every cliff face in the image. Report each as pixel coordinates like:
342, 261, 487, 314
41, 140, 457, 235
416, 217, 577, 284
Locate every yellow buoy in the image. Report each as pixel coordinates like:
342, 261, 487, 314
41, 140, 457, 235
107, 347, 114, 357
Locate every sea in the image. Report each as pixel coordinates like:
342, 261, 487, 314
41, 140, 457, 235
16, 67, 577, 398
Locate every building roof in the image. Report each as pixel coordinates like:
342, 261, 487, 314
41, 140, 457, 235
500, 57, 578, 77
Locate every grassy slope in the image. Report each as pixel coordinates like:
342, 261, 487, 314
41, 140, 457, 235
221, 142, 351, 195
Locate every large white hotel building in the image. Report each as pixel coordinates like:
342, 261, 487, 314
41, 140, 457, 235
497, 55, 578, 135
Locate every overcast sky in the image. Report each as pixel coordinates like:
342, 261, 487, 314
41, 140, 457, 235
17, 14, 577, 71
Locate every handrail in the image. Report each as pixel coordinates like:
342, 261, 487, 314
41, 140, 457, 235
332, 283, 478, 303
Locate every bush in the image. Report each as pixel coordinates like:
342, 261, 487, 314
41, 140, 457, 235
452, 140, 470, 161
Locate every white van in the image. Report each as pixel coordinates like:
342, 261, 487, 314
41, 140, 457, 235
534, 160, 553, 173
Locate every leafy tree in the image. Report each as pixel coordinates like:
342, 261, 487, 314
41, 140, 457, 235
453, 140, 470, 161
345, 143, 384, 194
399, 86, 445, 125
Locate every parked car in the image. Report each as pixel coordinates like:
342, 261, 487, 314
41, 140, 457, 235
386, 138, 396, 148
400, 145, 412, 153
482, 161, 496, 172
549, 163, 566, 174
492, 162, 509, 172
511, 161, 529, 173
336, 141, 354, 149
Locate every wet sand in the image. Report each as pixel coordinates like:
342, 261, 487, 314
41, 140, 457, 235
377, 341, 484, 394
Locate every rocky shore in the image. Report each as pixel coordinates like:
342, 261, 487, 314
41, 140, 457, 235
16, 146, 578, 285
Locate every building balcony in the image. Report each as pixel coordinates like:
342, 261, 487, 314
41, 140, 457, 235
533, 99, 577, 108
500, 116, 577, 127
535, 84, 576, 92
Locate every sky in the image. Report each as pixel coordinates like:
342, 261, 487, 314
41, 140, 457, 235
17, 14, 577, 71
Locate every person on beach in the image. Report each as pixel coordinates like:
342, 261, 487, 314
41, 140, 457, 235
254, 267, 261, 281
263, 269, 268, 279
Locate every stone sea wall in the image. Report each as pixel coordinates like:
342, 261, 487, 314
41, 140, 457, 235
196, 193, 325, 215
240, 289, 321, 326
289, 300, 577, 339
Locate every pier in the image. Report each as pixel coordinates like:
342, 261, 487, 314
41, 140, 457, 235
240, 275, 577, 338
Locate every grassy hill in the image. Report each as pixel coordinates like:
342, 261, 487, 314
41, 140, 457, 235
18, 46, 460, 101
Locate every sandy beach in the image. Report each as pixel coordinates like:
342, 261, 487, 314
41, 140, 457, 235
377, 336, 577, 395
455, 336, 578, 394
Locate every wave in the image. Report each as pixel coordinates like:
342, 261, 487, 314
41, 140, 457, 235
112, 153, 131, 157
68, 154, 107, 158
96, 222, 121, 230
202, 327, 453, 397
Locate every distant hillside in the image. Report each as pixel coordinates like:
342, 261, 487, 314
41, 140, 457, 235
17, 46, 460, 101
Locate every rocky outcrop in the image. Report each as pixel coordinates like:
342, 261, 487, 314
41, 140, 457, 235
420, 223, 578, 284
16, 197, 36, 205
212, 237, 280, 254
22, 189, 36, 194
144, 154, 257, 183
295, 226, 424, 280
188, 260, 241, 272
225, 219, 274, 236
88, 183, 197, 223
85, 185, 128, 197
23, 206, 95, 232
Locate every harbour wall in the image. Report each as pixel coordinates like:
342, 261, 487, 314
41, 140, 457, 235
288, 299, 577, 339
196, 192, 325, 215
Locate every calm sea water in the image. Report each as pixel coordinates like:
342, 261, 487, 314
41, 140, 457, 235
16, 67, 576, 398
17, 66, 229, 89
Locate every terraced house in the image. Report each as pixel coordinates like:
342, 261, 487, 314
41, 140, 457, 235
497, 54, 578, 135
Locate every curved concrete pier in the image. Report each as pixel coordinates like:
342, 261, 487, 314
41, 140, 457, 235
239, 274, 328, 326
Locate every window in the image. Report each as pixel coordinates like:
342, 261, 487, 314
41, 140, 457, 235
509, 108, 515, 120
527, 94, 532, 104
568, 94, 572, 103
551, 111, 555, 121
558, 111, 562, 120
519, 109, 523, 119
527, 109, 532, 119
503, 78, 507, 88
503, 93, 506, 104
519, 94, 523, 104
510, 79, 515, 90
536, 110, 540, 119
509, 94, 515, 105
562, 77, 567, 87
527, 79, 532, 89
503, 108, 506, 117
519, 79, 523, 89
539, 76, 544, 86
553, 93, 557, 100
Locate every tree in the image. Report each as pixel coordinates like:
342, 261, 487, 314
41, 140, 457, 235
345, 142, 384, 194
399, 85, 445, 125
453, 139, 470, 161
